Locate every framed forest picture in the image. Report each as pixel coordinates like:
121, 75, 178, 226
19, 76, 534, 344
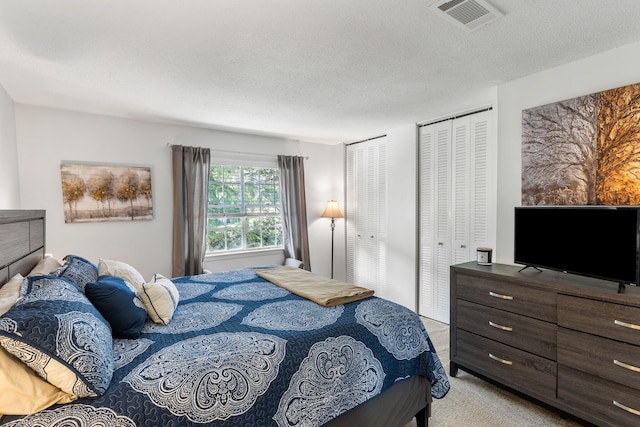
60, 163, 153, 223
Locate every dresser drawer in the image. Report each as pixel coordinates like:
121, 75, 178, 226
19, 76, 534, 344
558, 294, 640, 346
456, 299, 557, 360
456, 274, 556, 322
454, 329, 556, 400
558, 328, 640, 391
559, 365, 640, 427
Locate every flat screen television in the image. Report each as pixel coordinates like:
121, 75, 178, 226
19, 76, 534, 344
514, 206, 640, 288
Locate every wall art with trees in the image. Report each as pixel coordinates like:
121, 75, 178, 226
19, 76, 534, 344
60, 163, 153, 223
522, 81, 640, 205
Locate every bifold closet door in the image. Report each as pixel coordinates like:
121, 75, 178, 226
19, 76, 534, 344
419, 110, 494, 324
419, 121, 452, 323
345, 138, 388, 298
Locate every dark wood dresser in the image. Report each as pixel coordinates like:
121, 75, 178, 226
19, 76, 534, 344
450, 262, 640, 427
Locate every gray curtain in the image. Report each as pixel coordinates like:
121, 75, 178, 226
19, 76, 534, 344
278, 155, 310, 270
172, 145, 210, 277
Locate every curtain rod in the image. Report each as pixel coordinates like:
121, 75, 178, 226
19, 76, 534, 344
418, 106, 493, 127
166, 143, 308, 160
344, 134, 387, 146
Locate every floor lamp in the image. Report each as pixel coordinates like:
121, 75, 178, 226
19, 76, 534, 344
321, 200, 344, 279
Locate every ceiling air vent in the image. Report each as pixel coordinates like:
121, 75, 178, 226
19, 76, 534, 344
431, 0, 504, 32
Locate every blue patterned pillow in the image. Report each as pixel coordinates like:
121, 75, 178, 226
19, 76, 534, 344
55, 255, 98, 292
85, 275, 147, 338
0, 275, 114, 398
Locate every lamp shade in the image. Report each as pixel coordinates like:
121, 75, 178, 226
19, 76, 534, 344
321, 200, 344, 219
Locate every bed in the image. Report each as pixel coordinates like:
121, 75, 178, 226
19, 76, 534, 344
0, 210, 449, 427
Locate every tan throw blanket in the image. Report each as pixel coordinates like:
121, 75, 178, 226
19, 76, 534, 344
255, 266, 374, 307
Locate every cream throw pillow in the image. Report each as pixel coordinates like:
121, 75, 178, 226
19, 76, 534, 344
0, 274, 24, 316
140, 274, 179, 325
98, 259, 146, 293
0, 347, 76, 415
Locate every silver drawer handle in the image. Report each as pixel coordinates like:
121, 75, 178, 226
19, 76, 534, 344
489, 291, 513, 300
488, 353, 513, 365
489, 321, 513, 332
613, 400, 640, 416
614, 319, 640, 330
613, 359, 640, 373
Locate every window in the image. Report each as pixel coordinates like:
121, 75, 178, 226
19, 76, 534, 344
207, 164, 283, 253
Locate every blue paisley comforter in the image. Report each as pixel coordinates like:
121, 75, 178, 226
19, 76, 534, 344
0, 267, 449, 427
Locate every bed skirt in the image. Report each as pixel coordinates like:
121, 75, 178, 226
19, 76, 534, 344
326, 375, 431, 427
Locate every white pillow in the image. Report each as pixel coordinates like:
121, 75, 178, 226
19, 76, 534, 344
0, 274, 24, 316
98, 259, 145, 293
28, 256, 62, 276
139, 274, 179, 325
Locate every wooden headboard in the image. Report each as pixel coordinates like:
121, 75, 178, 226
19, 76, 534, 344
0, 210, 46, 287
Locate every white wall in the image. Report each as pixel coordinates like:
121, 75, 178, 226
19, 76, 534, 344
15, 105, 340, 280
303, 142, 346, 280
385, 124, 418, 310
496, 39, 640, 264
0, 84, 20, 209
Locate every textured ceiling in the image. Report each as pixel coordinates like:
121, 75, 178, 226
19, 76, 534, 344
1, 0, 640, 144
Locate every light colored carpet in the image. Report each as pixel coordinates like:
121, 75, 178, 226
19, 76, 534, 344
404, 318, 587, 427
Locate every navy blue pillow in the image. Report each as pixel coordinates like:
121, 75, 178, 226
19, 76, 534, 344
85, 275, 147, 338
55, 255, 98, 292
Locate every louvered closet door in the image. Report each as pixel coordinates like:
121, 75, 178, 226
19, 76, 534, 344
346, 146, 357, 284
346, 144, 367, 286
469, 111, 493, 253
419, 121, 451, 323
419, 110, 494, 324
451, 116, 472, 264
451, 111, 493, 262
372, 141, 387, 298
366, 142, 388, 298
345, 138, 388, 298
419, 126, 435, 318
451, 113, 495, 261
